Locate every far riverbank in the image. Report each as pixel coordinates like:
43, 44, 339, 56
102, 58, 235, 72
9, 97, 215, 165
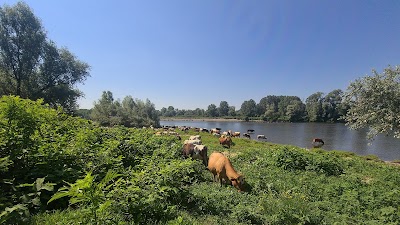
159, 117, 269, 122
160, 117, 244, 122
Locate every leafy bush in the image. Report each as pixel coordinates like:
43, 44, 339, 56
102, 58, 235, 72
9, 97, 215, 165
275, 147, 344, 176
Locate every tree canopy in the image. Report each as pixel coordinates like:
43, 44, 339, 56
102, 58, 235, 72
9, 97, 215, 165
343, 65, 400, 139
90, 91, 160, 128
0, 2, 90, 112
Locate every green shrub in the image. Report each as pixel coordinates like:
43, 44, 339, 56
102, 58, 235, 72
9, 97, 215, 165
275, 147, 344, 176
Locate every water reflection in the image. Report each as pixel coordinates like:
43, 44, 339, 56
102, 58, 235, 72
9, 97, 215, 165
160, 120, 400, 161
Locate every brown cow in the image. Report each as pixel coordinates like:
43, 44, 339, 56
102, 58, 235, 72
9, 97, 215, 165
207, 152, 245, 192
312, 138, 324, 148
182, 143, 208, 166
219, 136, 232, 148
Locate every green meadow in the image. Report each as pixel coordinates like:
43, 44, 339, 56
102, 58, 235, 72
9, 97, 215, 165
1, 96, 400, 224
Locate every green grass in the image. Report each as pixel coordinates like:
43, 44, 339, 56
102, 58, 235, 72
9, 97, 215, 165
4, 117, 400, 225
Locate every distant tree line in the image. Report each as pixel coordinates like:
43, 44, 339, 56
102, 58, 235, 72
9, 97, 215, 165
159, 89, 348, 122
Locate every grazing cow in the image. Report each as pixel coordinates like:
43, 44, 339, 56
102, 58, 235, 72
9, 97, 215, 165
243, 133, 251, 139
247, 129, 255, 133
219, 136, 232, 148
200, 128, 209, 133
207, 152, 245, 192
222, 131, 229, 136
180, 127, 189, 132
184, 139, 202, 145
312, 138, 325, 148
210, 128, 221, 134
189, 135, 201, 140
257, 135, 267, 139
182, 143, 208, 166
232, 132, 241, 138
193, 145, 208, 166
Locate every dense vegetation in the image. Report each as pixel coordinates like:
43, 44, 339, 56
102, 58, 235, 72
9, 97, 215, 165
157, 90, 347, 123
89, 91, 160, 128
2, 95, 400, 224
343, 65, 400, 140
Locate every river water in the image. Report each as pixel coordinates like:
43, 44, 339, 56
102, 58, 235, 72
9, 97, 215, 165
160, 120, 400, 161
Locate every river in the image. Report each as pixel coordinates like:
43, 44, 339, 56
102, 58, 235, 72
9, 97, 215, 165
160, 120, 400, 161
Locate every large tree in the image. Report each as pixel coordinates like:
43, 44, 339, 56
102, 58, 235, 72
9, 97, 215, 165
0, 2, 90, 112
322, 89, 343, 122
240, 99, 257, 118
343, 66, 400, 139
218, 101, 229, 117
305, 92, 324, 122
206, 104, 218, 117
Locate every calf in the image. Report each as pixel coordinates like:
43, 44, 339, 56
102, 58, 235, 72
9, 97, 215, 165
207, 152, 245, 192
243, 133, 251, 139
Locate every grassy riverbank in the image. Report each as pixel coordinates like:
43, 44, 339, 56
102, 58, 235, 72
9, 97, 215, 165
2, 97, 400, 224
33, 130, 400, 225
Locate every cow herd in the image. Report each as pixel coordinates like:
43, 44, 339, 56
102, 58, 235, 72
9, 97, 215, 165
180, 133, 245, 192
156, 125, 325, 192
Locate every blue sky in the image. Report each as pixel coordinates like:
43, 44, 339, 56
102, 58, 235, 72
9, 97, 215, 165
3, 0, 400, 110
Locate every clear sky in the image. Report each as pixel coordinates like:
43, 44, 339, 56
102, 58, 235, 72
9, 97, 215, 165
3, 0, 400, 110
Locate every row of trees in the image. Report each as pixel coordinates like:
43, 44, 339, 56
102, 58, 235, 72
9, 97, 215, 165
159, 89, 347, 122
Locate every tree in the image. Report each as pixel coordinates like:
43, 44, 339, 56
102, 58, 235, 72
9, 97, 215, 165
343, 66, 400, 139
240, 99, 257, 117
0, 2, 90, 112
228, 106, 236, 117
165, 106, 176, 117
90, 91, 120, 126
322, 89, 343, 122
218, 101, 229, 117
305, 92, 324, 122
285, 99, 306, 122
206, 104, 218, 117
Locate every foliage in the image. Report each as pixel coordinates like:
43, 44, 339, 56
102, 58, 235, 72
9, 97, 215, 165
90, 91, 160, 128
0, 2, 90, 112
218, 101, 229, 117
240, 99, 257, 118
206, 104, 218, 117
2, 95, 400, 224
306, 92, 324, 122
48, 170, 122, 224
156, 92, 344, 122
343, 65, 400, 139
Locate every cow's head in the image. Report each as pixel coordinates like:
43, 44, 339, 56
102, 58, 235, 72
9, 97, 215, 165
231, 175, 245, 192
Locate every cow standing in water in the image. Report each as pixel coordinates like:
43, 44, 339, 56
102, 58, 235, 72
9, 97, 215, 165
312, 138, 324, 148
